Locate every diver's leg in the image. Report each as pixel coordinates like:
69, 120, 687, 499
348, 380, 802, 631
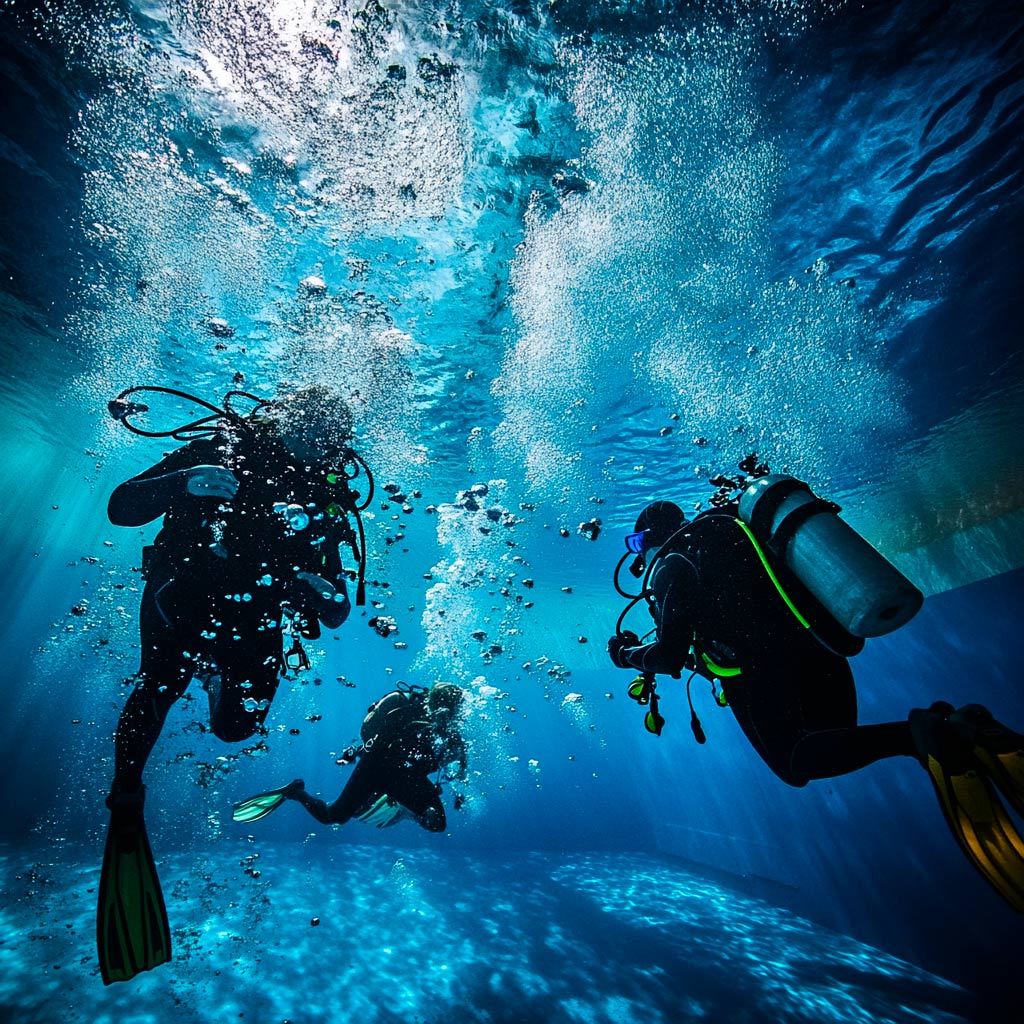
788, 648, 915, 783
207, 623, 282, 743
723, 664, 804, 784
112, 584, 194, 793
290, 756, 381, 825
727, 640, 912, 786
790, 721, 915, 782
387, 772, 446, 832
113, 675, 191, 791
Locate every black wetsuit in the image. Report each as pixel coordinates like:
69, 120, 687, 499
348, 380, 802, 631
614, 506, 915, 786
109, 428, 356, 791
290, 691, 466, 832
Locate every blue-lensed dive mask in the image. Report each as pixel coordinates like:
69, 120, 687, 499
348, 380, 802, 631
625, 530, 648, 554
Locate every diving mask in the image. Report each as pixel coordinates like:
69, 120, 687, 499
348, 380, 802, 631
624, 529, 648, 554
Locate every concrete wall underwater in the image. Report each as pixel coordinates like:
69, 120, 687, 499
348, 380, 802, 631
891, 508, 1024, 597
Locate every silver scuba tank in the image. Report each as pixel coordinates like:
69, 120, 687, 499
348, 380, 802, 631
738, 475, 923, 638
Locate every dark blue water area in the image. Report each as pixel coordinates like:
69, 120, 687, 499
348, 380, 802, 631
763, 0, 1024, 419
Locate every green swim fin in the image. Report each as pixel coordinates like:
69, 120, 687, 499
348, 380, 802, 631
911, 705, 1024, 913
357, 794, 406, 829
96, 788, 172, 985
232, 785, 291, 823
949, 704, 1024, 818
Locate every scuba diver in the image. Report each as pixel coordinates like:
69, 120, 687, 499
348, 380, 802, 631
607, 462, 1024, 913
98, 384, 374, 984
233, 682, 469, 832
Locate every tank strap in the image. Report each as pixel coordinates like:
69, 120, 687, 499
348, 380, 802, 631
769, 495, 841, 557
745, 476, 807, 541
733, 518, 811, 630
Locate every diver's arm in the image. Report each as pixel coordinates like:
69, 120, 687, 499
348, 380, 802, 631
617, 638, 692, 677
286, 514, 352, 629
616, 553, 696, 677
108, 440, 238, 526
109, 470, 186, 526
442, 734, 469, 781
108, 466, 239, 525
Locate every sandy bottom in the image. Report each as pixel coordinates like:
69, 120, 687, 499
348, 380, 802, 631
1, 840, 976, 1023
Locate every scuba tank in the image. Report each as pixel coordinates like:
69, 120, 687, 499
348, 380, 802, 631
738, 474, 923, 638
360, 685, 429, 750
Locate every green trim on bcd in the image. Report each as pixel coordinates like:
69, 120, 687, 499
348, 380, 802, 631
733, 518, 811, 629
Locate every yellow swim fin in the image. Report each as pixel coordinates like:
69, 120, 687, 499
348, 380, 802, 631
949, 703, 1024, 818
911, 705, 1024, 913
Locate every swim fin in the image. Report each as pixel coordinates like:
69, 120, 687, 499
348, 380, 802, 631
949, 703, 1024, 818
911, 704, 1024, 913
232, 784, 292, 823
96, 787, 172, 985
357, 793, 406, 829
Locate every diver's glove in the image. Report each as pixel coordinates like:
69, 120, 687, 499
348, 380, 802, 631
607, 630, 640, 669
294, 571, 351, 629
182, 465, 239, 499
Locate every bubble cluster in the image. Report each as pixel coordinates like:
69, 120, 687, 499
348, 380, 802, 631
495, 24, 908, 503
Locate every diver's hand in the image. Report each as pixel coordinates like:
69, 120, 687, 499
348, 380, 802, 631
183, 465, 239, 500
295, 571, 336, 599
295, 571, 351, 628
608, 630, 640, 669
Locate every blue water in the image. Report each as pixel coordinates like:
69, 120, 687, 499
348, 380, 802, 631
1, 0, 1022, 1020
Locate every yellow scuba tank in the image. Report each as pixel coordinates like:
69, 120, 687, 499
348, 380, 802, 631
738, 474, 923, 638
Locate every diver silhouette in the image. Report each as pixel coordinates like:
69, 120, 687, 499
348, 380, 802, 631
233, 682, 469, 833
608, 470, 1024, 913
97, 384, 373, 984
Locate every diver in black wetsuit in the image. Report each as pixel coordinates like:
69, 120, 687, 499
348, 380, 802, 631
608, 498, 912, 785
108, 385, 365, 796
234, 683, 469, 832
98, 384, 373, 984
606, 488, 1024, 912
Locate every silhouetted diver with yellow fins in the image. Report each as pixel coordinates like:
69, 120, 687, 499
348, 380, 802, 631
607, 466, 1024, 911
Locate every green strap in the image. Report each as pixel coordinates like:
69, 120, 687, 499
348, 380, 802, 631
700, 652, 742, 678
733, 518, 811, 629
